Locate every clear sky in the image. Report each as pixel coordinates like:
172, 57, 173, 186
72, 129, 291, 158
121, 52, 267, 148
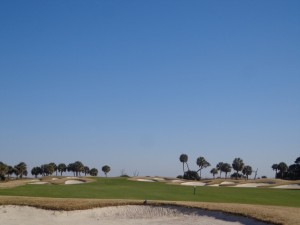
0, 1, 299, 178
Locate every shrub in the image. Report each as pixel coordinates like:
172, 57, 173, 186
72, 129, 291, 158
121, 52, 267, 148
183, 170, 200, 180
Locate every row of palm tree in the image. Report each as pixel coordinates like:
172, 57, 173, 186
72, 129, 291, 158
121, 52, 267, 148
179, 154, 253, 180
0, 162, 28, 180
272, 157, 300, 180
0, 161, 111, 180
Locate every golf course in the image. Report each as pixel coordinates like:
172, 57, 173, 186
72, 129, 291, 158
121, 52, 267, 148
0, 176, 299, 224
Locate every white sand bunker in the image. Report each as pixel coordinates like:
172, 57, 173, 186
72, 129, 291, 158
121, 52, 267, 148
65, 180, 85, 185
0, 205, 270, 225
137, 179, 155, 182
272, 184, 300, 189
181, 182, 206, 186
220, 181, 236, 186
235, 183, 269, 188
28, 181, 49, 185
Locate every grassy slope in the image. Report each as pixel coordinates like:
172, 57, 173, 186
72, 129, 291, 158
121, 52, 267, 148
0, 177, 299, 207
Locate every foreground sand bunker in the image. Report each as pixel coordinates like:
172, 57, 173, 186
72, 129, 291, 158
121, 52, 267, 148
0, 205, 270, 225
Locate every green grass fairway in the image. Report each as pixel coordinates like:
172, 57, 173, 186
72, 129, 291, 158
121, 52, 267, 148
0, 177, 299, 207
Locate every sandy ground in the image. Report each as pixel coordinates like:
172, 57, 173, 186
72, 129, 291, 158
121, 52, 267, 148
65, 180, 85, 185
272, 184, 300, 189
181, 182, 206, 186
137, 179, 155, 182
0, 205, 271, 225
235, 183, 269, 188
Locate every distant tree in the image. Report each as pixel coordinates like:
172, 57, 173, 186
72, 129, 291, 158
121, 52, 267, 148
49, 163, 57, 176
210, 168, 218, 179
57, 163, 67, 176
73, 161, 84, 176
272, 164, 278, 178
277, 162, 288, 179
67, 163, 75, 176
41, 164, 54, 176
232, 158, 244, 179
179, 154, 189, 176
6, 166, 14, 179
242, 165, 253, 180
31, 167, 42, 178
14, 162, 27, 179
84, 166, 90, 176
295, 157, 300, 165
90, 168, 98, 176
102, 165, 111, 177
288, 164, 300, 180
196, 156, 210, 179
216, 162, 224, 178
221, 163, 232, 179
0, 162, 8, 181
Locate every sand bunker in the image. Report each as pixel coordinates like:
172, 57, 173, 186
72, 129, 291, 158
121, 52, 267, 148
28, 181, 49, 185
235, 183, 269, 188
272, 184, 300, 189
181, 182, 206, 186
137, 179, 155, 182
65, 180, 85, 185
220, 181, 235, 185
0, 205, 270, 225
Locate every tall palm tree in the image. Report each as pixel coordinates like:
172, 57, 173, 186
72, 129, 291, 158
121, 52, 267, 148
73, 161, 84, 176
57, 163, 67, 176
272, 164, 278, 178
67, 163, 75, 176
221, 163, 232, 179
232, 158, 244, 180
277, 162, 288, 179
216, 162, 224, 178
179, 154, 189, 176
196, 156, 210, 179
210, 168, 218, 179
102, 165, 111, 177
242, 165, 252, 180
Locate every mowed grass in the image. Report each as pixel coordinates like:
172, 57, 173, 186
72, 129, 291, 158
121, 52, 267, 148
0, 177, 299, 207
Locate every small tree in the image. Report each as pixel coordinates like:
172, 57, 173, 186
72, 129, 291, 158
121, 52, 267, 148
90, 168, 98, 176
102, 165, 111, 177
277, 162, 288, 179
210, 168, 218, 179
31, 167, 42, 178
14, 162, 27, 179
84, 166, 90, 176
242, 165, 252, 180
221, 163, 232, 179
57, 163, 67, 176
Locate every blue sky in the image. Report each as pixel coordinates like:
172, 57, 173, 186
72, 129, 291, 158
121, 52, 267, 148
0, 1, 299, 178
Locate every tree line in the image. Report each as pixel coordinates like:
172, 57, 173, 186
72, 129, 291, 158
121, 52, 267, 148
271, 157, 300, 180
179, 154, 254, 180
0, 161, 111, 181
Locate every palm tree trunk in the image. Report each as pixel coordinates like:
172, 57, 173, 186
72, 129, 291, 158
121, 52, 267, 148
182, 163, 185, 176
186, 162, 190, 171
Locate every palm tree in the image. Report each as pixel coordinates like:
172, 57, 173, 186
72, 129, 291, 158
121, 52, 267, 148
84, 166, 90, 176
67, 163, 75, 176
295, 157, 300, 164
210, 168, 218, 179
196, 156, 210, 179
90, 168, 98, 176
221, 163, 232, 179
277, 162, 288, 179
179, 154, 189, 176
14, 162, 27, 179
31, 167, 42, 178
242, 165, 252, 180
49, 163, 57, 176
7, 166, 14, 179
216, 162, 224, 178
102, 165, 111, 177
272, 164, 278, 178
232, 158, 244, 180
57, 163, 67, 176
